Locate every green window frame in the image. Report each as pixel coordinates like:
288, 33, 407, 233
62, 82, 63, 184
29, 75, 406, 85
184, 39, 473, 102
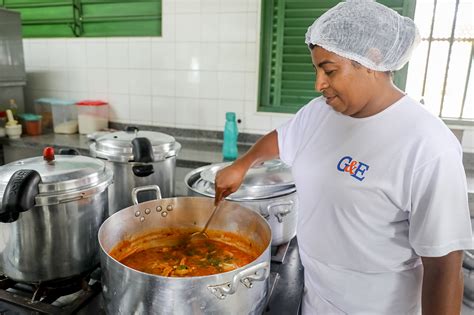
258, 0, 416, 114
0, 0, 162, 38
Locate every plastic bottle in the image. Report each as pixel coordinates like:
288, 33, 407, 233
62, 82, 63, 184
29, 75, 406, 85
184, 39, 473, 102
9, 99, 18, 117
222, 112, 239, 161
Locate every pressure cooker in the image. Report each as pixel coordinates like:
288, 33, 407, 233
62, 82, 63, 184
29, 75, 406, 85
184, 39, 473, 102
0, 147, 113, 282
185, 159, 298, 246
90, 127, 181, 215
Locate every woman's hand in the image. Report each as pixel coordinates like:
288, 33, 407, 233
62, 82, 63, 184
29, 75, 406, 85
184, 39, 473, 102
214, 161, 248, 205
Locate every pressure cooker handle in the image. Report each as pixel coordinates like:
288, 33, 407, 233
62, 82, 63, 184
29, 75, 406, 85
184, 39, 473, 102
131, 137, 154, 163
131, 185, 162, 205
125, 126, 139, 133
0, 169, 41, 223
207, 261, 270, 300
132, 164, 154, 177
58, 148, 80, 155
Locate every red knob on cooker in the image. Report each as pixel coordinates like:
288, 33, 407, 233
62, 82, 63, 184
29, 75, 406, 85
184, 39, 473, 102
43, 147, 55, 162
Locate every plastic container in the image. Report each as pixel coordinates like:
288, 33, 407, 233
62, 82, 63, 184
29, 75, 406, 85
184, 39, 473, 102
50, 100, 78, 134
222, 112, 239, 161
19, 113, 42, 136
76, 100, 109, 134
34, 98, 55, 131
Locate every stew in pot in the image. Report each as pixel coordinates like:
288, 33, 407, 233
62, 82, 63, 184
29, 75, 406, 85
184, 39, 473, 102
110, 229, 259, 277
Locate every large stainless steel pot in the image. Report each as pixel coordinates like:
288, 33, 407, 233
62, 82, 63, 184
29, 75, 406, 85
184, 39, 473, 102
99, 186, 271, 315
90, 127, 181, 216
185, 160, 298, 246
0, 148, 113, 282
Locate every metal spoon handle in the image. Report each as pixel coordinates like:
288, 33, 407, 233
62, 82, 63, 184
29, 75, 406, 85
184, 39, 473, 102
200, 203, 221, 234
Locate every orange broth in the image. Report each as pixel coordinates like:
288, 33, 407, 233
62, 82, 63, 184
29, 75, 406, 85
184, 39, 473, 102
110, 229, 259, 277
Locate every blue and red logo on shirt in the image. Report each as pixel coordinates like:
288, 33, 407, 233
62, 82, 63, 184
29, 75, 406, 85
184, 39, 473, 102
337, 156, 370, 181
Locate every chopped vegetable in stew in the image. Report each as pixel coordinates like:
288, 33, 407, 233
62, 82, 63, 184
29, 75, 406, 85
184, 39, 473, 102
110, 230, 258, 277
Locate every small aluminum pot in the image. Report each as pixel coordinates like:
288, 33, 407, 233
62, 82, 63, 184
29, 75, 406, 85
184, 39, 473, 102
90, 127, 181, 216
0, 149, 113, 282
185, 163, 298, 246
99, 187, 271, 315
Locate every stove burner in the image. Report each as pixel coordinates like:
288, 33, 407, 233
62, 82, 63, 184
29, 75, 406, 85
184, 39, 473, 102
0, 269, 101, 315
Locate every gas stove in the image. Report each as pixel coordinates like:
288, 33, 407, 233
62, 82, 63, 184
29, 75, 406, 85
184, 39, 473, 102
0, 238, 303, 315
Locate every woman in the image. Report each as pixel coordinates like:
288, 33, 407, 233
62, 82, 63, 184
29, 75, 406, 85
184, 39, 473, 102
214, 1, 472, 314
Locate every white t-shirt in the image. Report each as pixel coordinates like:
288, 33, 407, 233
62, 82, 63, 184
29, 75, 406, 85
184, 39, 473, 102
276, 95, 473, 314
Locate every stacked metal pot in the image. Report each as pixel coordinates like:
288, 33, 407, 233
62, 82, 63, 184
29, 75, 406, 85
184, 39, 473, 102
185, 159, 298, 246
0, 148, 113, 282
90, 127, 181, 215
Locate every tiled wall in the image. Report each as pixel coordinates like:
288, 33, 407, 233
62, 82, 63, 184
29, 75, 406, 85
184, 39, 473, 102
22, 0, 293, 135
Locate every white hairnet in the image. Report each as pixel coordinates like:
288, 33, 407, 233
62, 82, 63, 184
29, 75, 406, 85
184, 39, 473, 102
305, 0, 420, 71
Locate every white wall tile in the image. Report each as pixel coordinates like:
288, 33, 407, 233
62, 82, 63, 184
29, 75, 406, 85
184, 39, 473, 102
66, 40, 87, 68
199, 71, 218, 99
244, 112, 272, 133
218, 43, 246, 71
108, 93, 130, 123
130, 95, 153, 124
175, 0, 200, 13
218, 72, 245, 100
87, 69, 108, 93
176, 43, 200, 70
160, 13, 176, 42
199, 43, 219, 70
219, 13, 247, 42
246, 43, 257, 72
175, 71, 200, 98
175, 97, 199, 128
107, 69, 130, 94
201, 13, 219, 42
248, 0, 258, 12
152, 42, 176, 69
48, 40, 67, 68
129, 40, 152, 69
220, 0, 247, 12
86, 40, 107, 68
152, 96, 176, 126
107, 41, 129, 69
68, 70, 88, 92
244, 72, 258, 102
175, 14, 201, 42
29, 41, 49, 68
198, 99, 219, 129
129, 70, 152, 95
246, 12, 258, 42
201, 0, 220, 13
48, 70, 69, 91
162, 0, 176, 14
152, 70, 176, 96
67, 91, 89, 102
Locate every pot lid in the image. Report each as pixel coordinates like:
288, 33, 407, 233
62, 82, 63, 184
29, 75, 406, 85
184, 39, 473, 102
90, 128, 181, 162
0, 148, 112, 205
191, 159, 295, 200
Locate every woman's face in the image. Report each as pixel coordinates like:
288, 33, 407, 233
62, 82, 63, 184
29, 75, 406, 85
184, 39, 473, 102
311, 46, 375, 117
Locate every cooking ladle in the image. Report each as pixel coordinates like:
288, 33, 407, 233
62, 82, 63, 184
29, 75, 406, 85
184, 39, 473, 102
189, 202, 223, 241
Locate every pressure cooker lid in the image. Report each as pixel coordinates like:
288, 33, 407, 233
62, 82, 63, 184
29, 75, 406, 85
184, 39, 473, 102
0, 148, 112, 202
90, 128, 181, 162
192, 159, 296, 200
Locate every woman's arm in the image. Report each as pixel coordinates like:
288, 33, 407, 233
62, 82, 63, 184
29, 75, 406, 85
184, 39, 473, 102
421, 250, 464, 315
214, 130, 279, 204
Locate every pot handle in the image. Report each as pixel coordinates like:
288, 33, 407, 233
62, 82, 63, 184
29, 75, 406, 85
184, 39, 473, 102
0, 170, 42, 223
131, 185, 162, 205
267, 200, 294, 223
132, 137, 154, 163
207, 261, 269, 300
132, 164, 154, 177
58, 148, 80, 155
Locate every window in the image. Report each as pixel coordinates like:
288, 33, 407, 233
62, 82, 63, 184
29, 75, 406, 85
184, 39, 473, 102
0, 0, 162, 38
406, 0, 473, 120
258, 0, 416, 114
